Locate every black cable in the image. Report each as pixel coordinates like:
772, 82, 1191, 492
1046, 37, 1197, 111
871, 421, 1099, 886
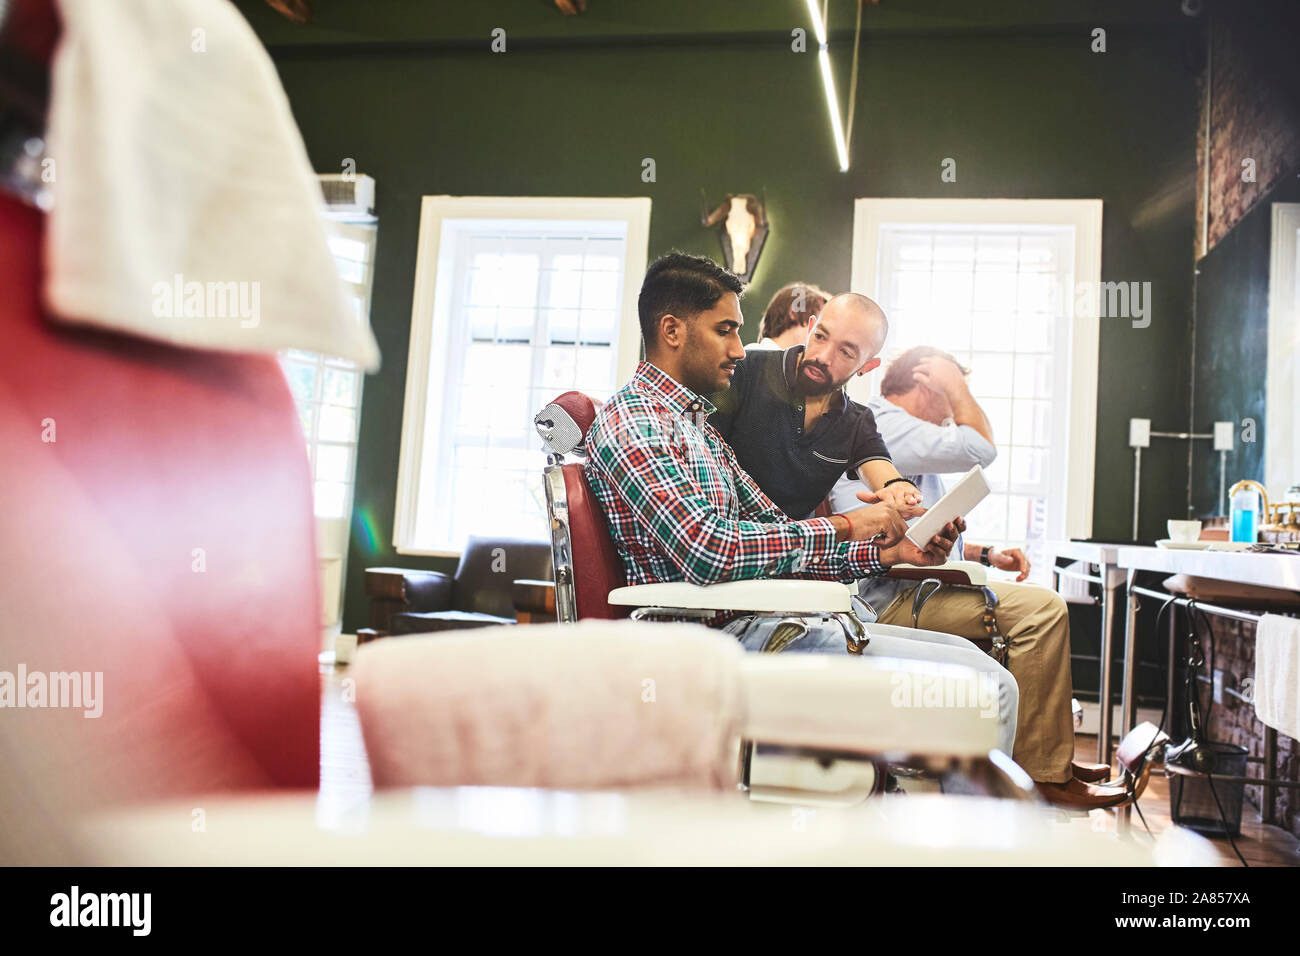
1207, 774, 1249, 867
1111, 594, 1178, 842
1192, 602, 1217, 738
1185, 600, 1248, 864
1132, 795, 1155, 839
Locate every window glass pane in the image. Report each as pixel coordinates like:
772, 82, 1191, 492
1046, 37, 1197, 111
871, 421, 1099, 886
466, 306, 497, 341
316, 443, 352, 482
1013, 354, 1052, 399
968, 353, 1014, 398
544, 309, 580, 345
975, 235, 1019, 267
334, 257, 366, 285
584, 238, 623, 271
580, 271, 620, 313
467, 266, 501, 308
1013, 312, 1053, 352
327, 234, 369, 263
492, 345, 533, 387
579, 309, 616, 347
314, 480, 348, 518
1005, 494, 1033, 542
497, 307, 535, 343
543, 346, 577, 390
972, 271, 1016, 311
456, 385, 496, 434
982, 397, 1012, 441
1012, 400, 1051, 446
891, 272, 932, 311
498, 251, 540, 308
284, 361, 317, 407
543, 270, 582, 309
931, 271, 973, 314
1017, 272, 1054, 313
318, 404, 357, 442
1008, 446, 1046, 487
576, 346, 614, 391
322, 366, 359, 407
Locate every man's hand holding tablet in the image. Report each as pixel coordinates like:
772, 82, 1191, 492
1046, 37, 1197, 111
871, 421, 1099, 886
901, 465, 990, 550
879, 515, 967, 568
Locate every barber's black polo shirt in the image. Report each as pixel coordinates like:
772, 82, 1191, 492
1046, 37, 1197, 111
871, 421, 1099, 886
709, 345, 892, 519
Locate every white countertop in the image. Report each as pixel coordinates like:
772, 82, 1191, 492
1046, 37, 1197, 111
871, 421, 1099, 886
1117, 546, 1300, 592
77, 786, 1217, 866
1047, 540, 1124, 564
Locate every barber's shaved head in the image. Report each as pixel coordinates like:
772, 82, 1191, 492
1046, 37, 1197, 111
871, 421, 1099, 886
822, 293, 889, 355
796, 292, 890, 397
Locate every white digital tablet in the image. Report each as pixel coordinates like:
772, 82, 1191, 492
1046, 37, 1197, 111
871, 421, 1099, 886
903, 465, 990, 550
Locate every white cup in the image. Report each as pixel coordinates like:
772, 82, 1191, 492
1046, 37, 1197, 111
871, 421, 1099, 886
1167, 520, 1203, 543
334, 632, 358, 665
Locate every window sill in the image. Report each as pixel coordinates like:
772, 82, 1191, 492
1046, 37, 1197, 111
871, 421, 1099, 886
393, 545, 463, 559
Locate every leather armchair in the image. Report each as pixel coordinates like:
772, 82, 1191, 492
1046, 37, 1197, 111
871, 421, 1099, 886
363, 536, 554, 636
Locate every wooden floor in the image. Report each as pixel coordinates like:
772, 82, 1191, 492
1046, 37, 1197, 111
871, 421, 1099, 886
320, 664, 1300, 866
1065, 734, 1300, 867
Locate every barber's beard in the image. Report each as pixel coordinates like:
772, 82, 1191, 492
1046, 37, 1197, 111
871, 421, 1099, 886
795, 360, 846, 398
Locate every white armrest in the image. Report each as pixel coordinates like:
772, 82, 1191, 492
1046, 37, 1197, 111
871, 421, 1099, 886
886, 560, 987, 586
739, 654, 998, 758
608, 579, 852, 614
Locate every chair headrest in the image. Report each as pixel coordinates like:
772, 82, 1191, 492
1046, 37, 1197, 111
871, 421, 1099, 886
535, 391, 602, 455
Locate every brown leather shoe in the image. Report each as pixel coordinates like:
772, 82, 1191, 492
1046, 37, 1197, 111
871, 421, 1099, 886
1071, 760, 1113, 783
1036, 777, 1129, 810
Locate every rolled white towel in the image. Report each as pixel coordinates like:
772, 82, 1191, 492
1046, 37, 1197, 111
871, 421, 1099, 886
352, 621, 744, 792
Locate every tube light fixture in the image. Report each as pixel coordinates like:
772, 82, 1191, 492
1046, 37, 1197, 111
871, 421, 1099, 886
805, 0, 850, 171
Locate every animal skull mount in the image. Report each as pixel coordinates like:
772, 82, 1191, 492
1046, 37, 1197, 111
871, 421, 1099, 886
702, 193, 769, 282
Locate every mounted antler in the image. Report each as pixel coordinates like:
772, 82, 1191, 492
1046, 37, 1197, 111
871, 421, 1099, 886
264, 0, 311, 25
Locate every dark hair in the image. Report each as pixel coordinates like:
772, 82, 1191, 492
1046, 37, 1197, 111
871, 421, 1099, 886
880, 345, 970, 396
638, 253, 744, 351
759, 282, 830, 340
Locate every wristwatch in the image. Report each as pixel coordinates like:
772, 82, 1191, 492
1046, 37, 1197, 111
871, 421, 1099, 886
979, 545, 993, 566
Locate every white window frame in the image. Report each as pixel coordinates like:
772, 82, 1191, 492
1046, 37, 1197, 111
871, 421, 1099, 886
394, 195, 652, 556
849, 198, 1103, 540
1266, 202, 1300, 500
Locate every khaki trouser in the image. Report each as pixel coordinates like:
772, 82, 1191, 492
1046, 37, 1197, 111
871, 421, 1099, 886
876, 581, 1075, 784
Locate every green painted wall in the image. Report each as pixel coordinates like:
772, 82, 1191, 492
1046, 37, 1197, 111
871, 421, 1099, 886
1190, 171, 1300, 516
236, 2, 1201, 632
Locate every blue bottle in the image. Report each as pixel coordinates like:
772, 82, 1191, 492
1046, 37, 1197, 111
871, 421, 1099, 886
1230, 486, 1259, 543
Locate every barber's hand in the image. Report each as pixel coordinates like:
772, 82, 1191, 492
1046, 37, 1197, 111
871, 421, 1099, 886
855, 486, 925, 519
912, 356, 968, 400
842, 501, 909, 546
989, 546, 1031, 582
878, 519, 961, 567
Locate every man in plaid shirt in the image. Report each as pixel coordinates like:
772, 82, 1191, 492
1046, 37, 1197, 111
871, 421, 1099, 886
586, 254, 1019, 753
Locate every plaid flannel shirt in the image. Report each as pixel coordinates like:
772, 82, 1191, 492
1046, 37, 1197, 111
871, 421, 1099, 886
584, 362, 885, 609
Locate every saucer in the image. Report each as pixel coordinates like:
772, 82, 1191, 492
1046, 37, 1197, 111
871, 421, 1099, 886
1155, 539, 1213, 550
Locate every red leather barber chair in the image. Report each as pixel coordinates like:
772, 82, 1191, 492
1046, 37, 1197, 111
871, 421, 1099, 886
0, 1, 320, 858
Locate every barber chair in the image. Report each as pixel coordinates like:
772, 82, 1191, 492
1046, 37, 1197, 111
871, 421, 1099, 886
0, 7, 319, 860
532, 391, 1033, 804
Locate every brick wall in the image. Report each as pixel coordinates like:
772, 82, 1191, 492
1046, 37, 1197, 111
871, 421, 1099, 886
1194, 3, 1300, 258
1195, 614, 1299, 838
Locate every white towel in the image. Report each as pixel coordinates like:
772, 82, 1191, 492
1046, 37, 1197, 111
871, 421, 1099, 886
1254, 613, 1300, 740
352, 621, 745, 792
44, 0, 379, 369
